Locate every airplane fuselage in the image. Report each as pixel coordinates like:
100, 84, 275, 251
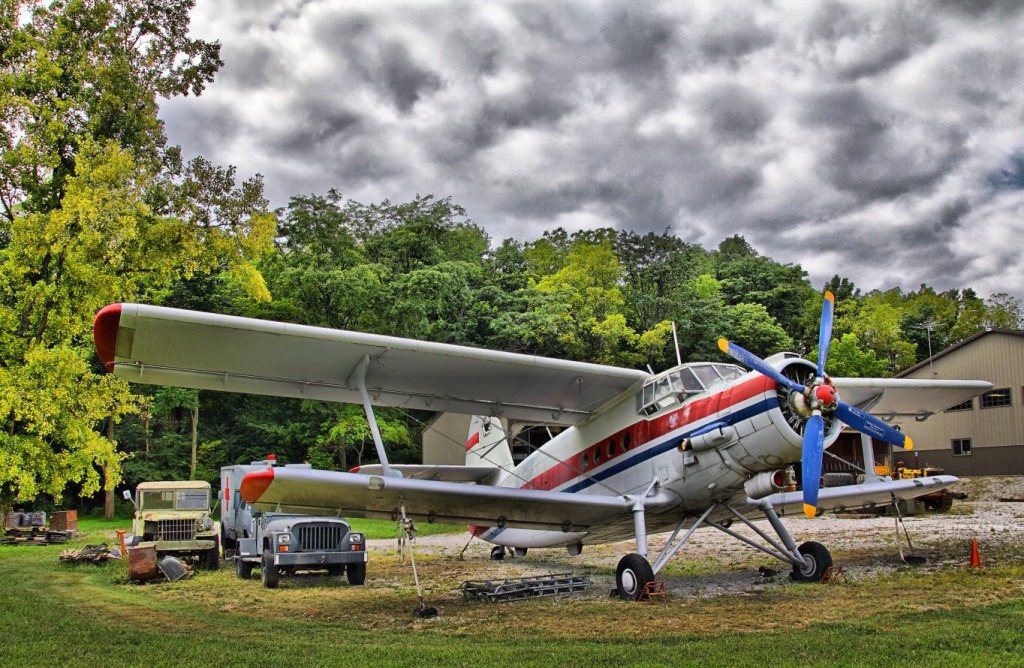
474, 357, 841, 548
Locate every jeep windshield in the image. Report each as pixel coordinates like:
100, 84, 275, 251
141, 489, 209, 510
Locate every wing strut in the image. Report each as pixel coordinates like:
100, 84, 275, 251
348, 355, 397, 478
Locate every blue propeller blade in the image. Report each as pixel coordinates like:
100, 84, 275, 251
834, 402, 913, 450
718, 339, 805, 393
802, 413, 824, 517
816, 291, 835, 378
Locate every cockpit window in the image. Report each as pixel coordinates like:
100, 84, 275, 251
713, 364, 744, 382
638, 366, 706, 415
690, 364, 724, 388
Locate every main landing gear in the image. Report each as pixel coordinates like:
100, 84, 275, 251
614, 499, 833, 601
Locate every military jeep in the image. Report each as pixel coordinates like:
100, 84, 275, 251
127, 480, 220, 569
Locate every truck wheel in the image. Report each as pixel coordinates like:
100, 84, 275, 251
346, 562, 366, 586
261, 549, 280, 589
204, 535, 220, 570
236, 558, 254, 579
221, 526, 236, 552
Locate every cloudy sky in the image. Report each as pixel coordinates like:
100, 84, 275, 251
160, 0, 1024, 299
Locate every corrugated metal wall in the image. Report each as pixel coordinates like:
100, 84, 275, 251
895, 331, 1024, 475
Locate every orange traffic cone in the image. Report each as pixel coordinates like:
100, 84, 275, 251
969, 540, 983, 568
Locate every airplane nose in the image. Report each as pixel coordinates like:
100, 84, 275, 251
814, 384, 837, 407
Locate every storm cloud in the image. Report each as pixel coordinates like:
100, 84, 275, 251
159, 0, 1024, 298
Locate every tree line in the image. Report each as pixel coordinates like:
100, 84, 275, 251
1, 2, 1021, 514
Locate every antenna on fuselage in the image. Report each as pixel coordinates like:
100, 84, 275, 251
672, 321, 682, 366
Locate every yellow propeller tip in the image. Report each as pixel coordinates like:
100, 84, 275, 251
824, 290, 835, 302
717, 338, 729, 353
905, 436, 914, 450
803, 504, 817, 518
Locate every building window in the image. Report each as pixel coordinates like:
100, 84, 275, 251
946, 399, 973, 412
952, 438, 972, 456
980, 388, 1012, 408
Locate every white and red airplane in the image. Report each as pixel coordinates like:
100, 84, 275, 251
93, 293, 990, 600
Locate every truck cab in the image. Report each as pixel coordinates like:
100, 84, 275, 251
128, 480, 220, 569
221, 457, 367, 588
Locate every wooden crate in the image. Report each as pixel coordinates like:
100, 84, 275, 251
50, 510, 78, 531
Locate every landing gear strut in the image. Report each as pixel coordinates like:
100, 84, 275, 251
617, 498, 835, 600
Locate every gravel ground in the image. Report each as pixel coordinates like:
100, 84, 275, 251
375, 476, 1024, 601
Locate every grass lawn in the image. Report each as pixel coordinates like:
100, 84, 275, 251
1, 519, 1022, 667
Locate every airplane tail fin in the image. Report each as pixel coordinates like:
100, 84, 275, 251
466, 415, 514, 470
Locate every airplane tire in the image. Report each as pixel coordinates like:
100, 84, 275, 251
261, 549, 280, 589
616, 553, 654, 601
791, 541, 832, 582
490, 546, 505, 561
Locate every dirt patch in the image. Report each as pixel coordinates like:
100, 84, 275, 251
371, 475, 1024, 605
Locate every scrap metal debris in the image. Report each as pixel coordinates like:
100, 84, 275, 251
461, 572, 592, 603
59, 544, 122, 563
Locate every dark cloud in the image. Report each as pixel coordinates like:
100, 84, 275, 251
696, 84, 770, 141
161, 0, 1024, 298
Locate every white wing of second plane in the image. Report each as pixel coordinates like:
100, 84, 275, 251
831, 377, 992, 419
759, 475, 961, 517
239, 466, 652, 532
94, 303, 649, 426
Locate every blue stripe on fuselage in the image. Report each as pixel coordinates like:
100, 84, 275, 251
559, 395, 780, 494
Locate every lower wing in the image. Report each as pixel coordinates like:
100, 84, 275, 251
240, 466, 650, 532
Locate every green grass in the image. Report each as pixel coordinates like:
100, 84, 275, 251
2, 523, 1022, 667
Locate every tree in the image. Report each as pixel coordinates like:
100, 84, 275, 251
722, 303, 794, 358
308, 404, 412, 472
0, 1, 271, 506
986, 293, 1024, 329
151, 387, 200, 479
810, 333, 887, 378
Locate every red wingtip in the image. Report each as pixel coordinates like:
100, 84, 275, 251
240, 468, 275, 503
93, 304, 122, 372
349, 466, 361, 473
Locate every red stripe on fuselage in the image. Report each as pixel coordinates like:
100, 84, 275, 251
523, 374, 774, 492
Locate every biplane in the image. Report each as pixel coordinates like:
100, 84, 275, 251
94, 293, 990, 599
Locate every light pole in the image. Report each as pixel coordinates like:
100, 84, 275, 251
911, 320, 943, 374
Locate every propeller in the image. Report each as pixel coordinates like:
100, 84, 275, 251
718, 290, 912, 518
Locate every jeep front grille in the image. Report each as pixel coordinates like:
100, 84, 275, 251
158, 519, 196, 541
297, 524, 343, 551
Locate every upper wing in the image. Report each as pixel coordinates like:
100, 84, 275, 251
239, 466, 640, 531
831, 377, 992, 419
761, 475, 960, 517
94, 303, 649, 426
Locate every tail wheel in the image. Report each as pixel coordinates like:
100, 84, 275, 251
616, 553, 654, 601
490, 546, 505, 561
791, 541, 832, 582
